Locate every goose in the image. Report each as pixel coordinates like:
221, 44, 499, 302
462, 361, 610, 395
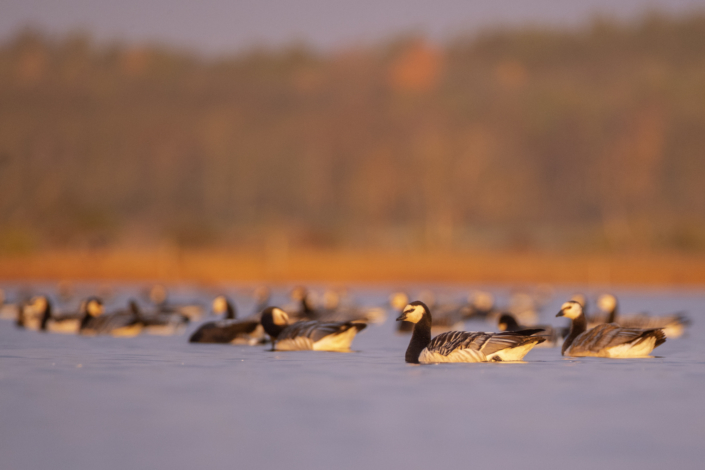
397, 301, 546, 364
497, 313, 562, 348
461, 291, 499, 320
316, 288, 386, 324
596, 294, 690, 339
556, 300, 666, 358
79, 297, 143, 337
260, 307, 367, 351
0, 288, 21, 321
189, 296, 263, 344
15, 295, 77, 332
129, 301, 188, 336
147, 284, 203, 322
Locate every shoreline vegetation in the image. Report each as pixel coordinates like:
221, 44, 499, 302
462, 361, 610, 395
2, 12, 705, 273
1, 250, 704, 285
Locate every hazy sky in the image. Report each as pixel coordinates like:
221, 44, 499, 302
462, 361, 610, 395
2, 0, 704, 52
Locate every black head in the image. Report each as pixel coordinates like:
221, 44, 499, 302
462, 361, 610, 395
260, 306, 290, 339
498, 313, 520, 331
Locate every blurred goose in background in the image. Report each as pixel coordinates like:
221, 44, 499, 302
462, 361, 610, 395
79, 297, 143, 337
497, 313, 561, 348
316, 288, 386, 324
286, 286, 318, 320
0, 288, 22, 321
260, 306, 367, 351
392, 292, 414, 332
557, 300, 666, 358
596, 293, 690, 339
189, 296, 263, 344
130, 301, 188, 336
507, 291, 539, 325
461, 291, 499, 320
147, 284, 204, 322
397, 301, 545, 364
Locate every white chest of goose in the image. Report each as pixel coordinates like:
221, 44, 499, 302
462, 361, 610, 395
397, 301, 546, 364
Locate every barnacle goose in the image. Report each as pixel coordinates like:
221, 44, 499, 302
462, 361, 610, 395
79, 297, 143, 337
397, 301, 545, 364
0, 288, 21, 321
189, 296, 263, 344
596, 294, 690, 339
128, 300, 187, 336
147, 284, 203, 322
260, 307, 367, 352
497, 313, 561, 348
397, 292, 464, 333
557, 300, 666, 358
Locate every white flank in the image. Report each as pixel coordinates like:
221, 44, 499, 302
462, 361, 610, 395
47, 320, 80, 334
110, 324, 143, 338
312, 328, 358, 352
606, 337, 657, 358
487, 342, 537, 361
275, 336, 314, 351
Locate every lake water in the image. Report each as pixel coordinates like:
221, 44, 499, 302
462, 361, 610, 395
1, 284, 704, 470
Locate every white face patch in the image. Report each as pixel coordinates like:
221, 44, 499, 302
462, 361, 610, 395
87, 300, 103, 317
272, 308, 289, 326
560, 301, 582, 320
597, 294, 616, 312
212, 296, 228, 314
31, 296, 48, 313
401, 304, 425, 324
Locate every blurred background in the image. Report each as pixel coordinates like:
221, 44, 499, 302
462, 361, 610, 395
1, 1, 705, 283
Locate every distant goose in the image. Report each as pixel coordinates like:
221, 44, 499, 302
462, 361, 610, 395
0, 288, 21, 321
79, 297, 143, 337
461, 291, 500, 320
397, 301, 545, 364
596, 294, 690, 339
497, 313, 562, 348
189, 296, 263, 344
556, 300, 666, 358
147, 284, 203, 322
129, 301, 188, 336
260, 307, 367, 351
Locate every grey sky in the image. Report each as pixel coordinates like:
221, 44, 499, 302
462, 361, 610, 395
1, 0, 704, 53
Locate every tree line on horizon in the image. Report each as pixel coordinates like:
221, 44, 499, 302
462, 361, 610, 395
1, 12, 704, 254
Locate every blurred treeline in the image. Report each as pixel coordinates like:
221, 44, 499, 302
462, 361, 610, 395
1, 12, 705, 254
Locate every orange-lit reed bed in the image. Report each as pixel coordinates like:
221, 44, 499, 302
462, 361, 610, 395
1, 250, 705, 286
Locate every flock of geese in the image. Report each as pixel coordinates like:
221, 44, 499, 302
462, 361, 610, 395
0, 285, 692, 364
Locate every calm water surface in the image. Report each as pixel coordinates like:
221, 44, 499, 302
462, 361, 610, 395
1, 284, 704, 470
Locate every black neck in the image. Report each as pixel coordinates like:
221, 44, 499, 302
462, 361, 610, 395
406, 313, 432, 363
40, 301, 52, 331
80, 311, 92, 330
225, 301, 236, 320
261, 314, 286, 340
129, 301, 144, 322
562, 313, 587, 355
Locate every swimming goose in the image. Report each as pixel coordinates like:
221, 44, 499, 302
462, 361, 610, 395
79, 297, 143, 337
556, 300, 666, 358
596, 294, 690, 339
147, 284, 203, 322
188, 296, 263, 344
497, 313, 562, 348
397, 301, 546, 364
260, 307, 367, 351
127, 301, 188, 336
0, 288, 21, 321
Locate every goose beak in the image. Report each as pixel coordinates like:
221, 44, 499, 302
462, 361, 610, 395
556, 310, 565, 317
396, 309, 412, 322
